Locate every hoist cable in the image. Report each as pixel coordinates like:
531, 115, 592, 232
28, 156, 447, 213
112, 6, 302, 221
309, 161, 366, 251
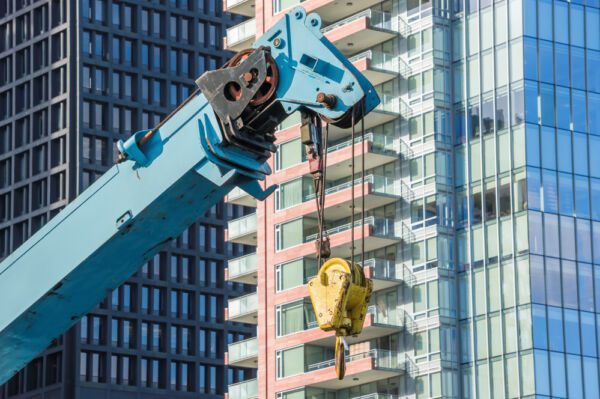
350, 111, 356, 263
360, 100, 365, 268
322, 122, 329, 238
314, 118, 329, 268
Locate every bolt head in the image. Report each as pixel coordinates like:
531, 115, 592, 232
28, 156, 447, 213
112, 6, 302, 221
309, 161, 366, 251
243, 72, 253, 83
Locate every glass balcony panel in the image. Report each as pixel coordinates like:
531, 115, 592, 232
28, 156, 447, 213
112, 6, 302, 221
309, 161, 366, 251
228, 253, 257, 279
226, 18, 256, 46
228, 292, 258, 318
225, 0, 255, 16
228, 379, 258, 399
228, 337, 258, 363
228, 213, 257, 243
367, 304, 403, 327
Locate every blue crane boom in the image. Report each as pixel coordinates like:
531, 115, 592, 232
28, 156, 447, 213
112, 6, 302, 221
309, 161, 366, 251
0, 7, 379, 383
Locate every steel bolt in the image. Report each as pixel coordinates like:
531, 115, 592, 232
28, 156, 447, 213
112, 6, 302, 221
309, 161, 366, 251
316, 92, 337, 109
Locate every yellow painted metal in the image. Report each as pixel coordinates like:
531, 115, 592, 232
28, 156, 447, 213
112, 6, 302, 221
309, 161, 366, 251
308, 258, 373, 379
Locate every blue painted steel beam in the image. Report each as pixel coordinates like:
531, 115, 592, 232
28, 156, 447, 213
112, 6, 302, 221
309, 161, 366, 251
0, 7, 379, 383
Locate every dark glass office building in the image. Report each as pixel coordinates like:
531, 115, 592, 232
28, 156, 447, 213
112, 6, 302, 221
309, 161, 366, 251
0, 0, 255, 398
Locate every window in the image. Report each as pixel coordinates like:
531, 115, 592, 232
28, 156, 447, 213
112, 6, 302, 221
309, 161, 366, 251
275, 258, 318, 291
110, 355, 135, 385
275, 139, 305, 170
170, 361, 192, 391
276, 299, 317, 336
275, 218, 306, 250
276, 346, 304, 379
80, 352, 106, 382
141, 358, 165, 388
275, 177, 313, 210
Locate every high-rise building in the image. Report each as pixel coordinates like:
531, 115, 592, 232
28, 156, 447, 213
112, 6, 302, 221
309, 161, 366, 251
223, 0, 600, 397
0, 1, 256, 398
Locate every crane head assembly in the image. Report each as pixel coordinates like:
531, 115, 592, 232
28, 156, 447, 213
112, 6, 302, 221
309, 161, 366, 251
119, 6, 380, 175
0, 6, 379, 384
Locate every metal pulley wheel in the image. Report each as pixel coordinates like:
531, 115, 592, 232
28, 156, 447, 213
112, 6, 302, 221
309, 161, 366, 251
225, 48, 279, 106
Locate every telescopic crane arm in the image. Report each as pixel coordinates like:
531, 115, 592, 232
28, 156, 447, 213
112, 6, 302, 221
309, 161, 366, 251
0, 7, 379, 384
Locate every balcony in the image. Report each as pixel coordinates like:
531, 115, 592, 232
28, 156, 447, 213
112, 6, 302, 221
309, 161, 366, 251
350, 395, 401, 399
304, 175, 399, 220
284, 0, 385, 24
349, 50, 401, 86
227, 292, 258, 324
307, 350, 406, 389
309, 305, 408, 346
225, 18, 256, 52
226, 186, 256, 207
225, 0, 255, 16
322, 9, 396, 56
227, 337, 258, 368
227, 213, 257, 246
324, 133, 398, 181
362, 259, 415, 290
305, 216, 402, 258
403, 133, 453, 159
227, 253, 257, 285
228, 378, 258, 399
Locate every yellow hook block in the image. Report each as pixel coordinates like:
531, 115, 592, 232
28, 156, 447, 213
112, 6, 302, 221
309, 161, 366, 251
308, 258, 373, 336
308, 258, 373, 379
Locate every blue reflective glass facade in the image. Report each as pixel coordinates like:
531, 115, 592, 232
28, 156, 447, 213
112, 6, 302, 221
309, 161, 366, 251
522, 1, 600, 397
457, 0, 600, 397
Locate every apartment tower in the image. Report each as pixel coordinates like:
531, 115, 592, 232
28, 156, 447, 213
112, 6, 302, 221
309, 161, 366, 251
223, 0, 600, 397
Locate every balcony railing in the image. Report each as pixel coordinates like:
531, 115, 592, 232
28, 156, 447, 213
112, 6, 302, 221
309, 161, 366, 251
398, 15, 412, 36
375, 96, 412, 117
226, 18, 256, 46
226, 0, 252, 7
305, 216, 396, 242
306, 175, 397, 202
228, 379, 258, 399
321, 9, 392, 33
228, 213, 257, 240
349, 49, 403, 75
228, 337, 258, 363
361, 258, 414, 283
352, 394, 402, 399
307, 349, 404, 372
327, 132, 396, 154
366, 305, 416, 331
228, 292, 258, 319
228, 253, 257, 279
